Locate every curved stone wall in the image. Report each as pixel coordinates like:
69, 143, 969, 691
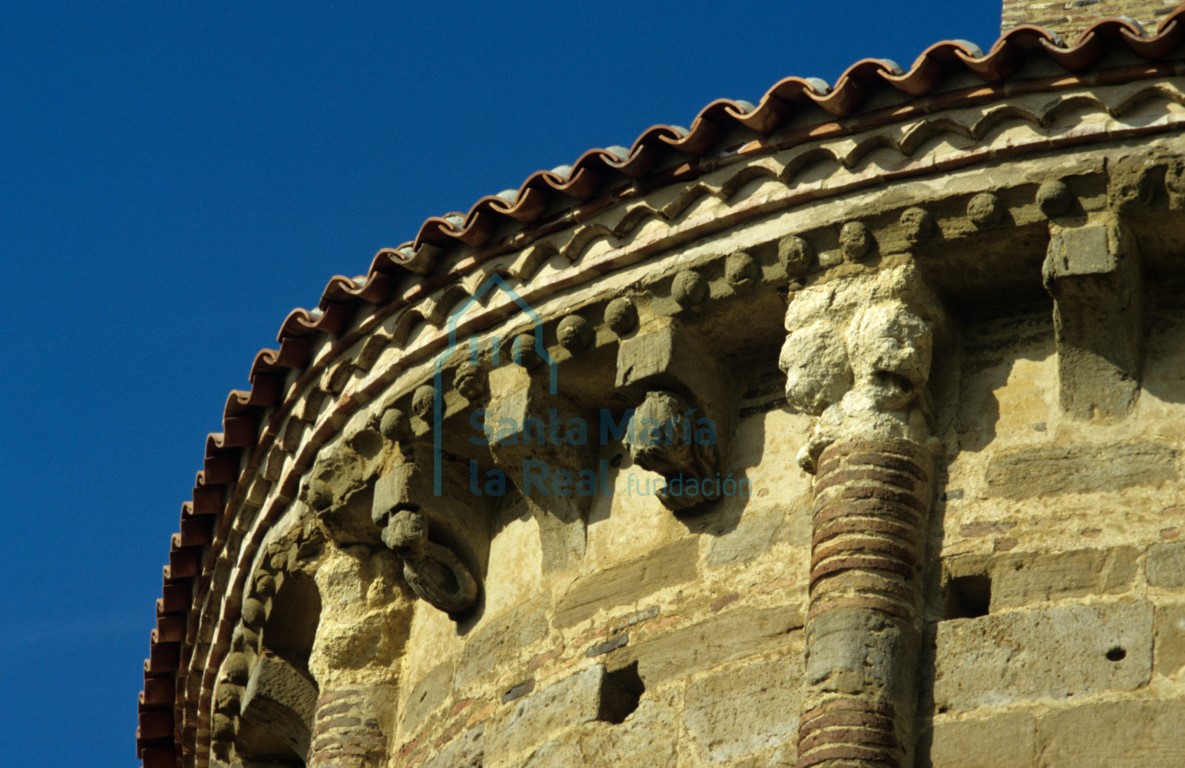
137, 22, 1185, 768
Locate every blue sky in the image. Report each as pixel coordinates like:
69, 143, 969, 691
0, 2, 1000, 764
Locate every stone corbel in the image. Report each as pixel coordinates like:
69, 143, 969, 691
236, 652, 318, 762
615, 317, 733, 513
1043, 212, 1144, 419
301, 417, 391, 548
370, 457, 484, 615
483, 360, 599, 572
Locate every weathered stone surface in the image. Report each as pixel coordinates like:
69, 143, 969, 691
239, 652, 318, 759
1148, 541, 1185, 588
555, 538, 698, 627
422, 724, 484, 768
1155, 604, 1185, 678
614, 604, 804, 685
455, 596, 550, 690
991, 547, 1138, 609
706, 501, 788, 566
934, 600, 1153, 711
400, 661, 454, 738
511, 682, 680, 768
488, 665, 607, 758
684, 650, 803, 763
925, 712, 1035, 768
1036, 699, 1185, 767
984, 442, 1178, 499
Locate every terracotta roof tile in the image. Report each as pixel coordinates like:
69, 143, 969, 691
139, 6, 1185, 762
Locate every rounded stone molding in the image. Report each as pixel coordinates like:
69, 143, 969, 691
672, 270, 708, 308
241, 598, 267, 630
725, 251, 761, 290
604, 297, 638, 335
511, 333, 544, 368
967, 192, 1004, 228
900, 206, 936, 245
411, 385, 436, 419
379, 407, 410, 442
1037, 179, 1074, 217
253, 573, 276, 599
778, 234, 814, 275
454, 361, 485, 400
839, 221, 873, 261
557, 314, 593, 352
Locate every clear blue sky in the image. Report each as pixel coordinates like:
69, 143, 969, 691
0, 2, 1000, 765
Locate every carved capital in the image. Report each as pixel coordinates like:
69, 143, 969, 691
778, 265, 940, 472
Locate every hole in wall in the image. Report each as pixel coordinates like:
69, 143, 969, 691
945, 574, 992, 619
598, 662, 645, 724
1106, 646, 1126, 662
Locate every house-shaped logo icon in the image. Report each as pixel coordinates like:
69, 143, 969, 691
432, 273, 558, 495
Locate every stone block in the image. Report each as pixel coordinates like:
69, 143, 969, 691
455, 596, 550, 690
1148, 541, 1185, 588
400, 661, 454, 740
1036, 699, 1185, 767
984, 442, 1177, 499
684, 650, 803, 763
616, 603, 804, 685
1155, 603, 1185, 678
517, 683, 681, 767
991, 547, 1138, 610
488, 665, 607, 758
925, 712, 1034, 768
1043, 217, 1143, 419
239, 652, 318, 759
422, 724, 484, 768
555, 538, 698, 627
934, 600, 1152, 711
705, 500, 796, 567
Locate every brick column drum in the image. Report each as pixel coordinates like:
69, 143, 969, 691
307, 688, 386, 768
796, 440, 934, 768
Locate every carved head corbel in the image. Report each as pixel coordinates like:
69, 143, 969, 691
374, 505, 478, 614
370, 459, 482, 615
624, 390, 722, 512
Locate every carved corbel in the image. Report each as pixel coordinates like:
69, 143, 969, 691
370, 457, 484, 615
236, 652, 318, 762
377, 506, 478, 613
1043, 212, 1144, 418
623, 390, 721, 511
481, 361, 599, 572
615, 317, 735, 513
300, 417, 391, 547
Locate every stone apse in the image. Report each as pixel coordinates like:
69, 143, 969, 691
139, 6, 1185, 767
